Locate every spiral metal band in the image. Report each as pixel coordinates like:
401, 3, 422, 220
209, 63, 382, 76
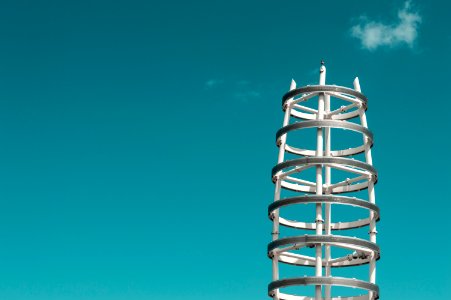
269, 277, 379, 300
282, 85, 368, 104
268, 195, 380, 230
272, 156, 377, 194
268, 234, 380, 268
276, 120, 374, 157
281, 85, 368, 120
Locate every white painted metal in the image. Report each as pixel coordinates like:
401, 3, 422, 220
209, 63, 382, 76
315, 65, 326, 300
272, 79, 296, 300
269, 63, 379, 300
324, 91, 332, 300
354, 77, 377, 300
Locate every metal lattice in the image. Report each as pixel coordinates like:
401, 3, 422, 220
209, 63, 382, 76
268, 63, 379, 300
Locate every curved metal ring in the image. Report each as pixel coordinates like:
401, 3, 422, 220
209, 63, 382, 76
272, 157, 377, 193
268, 235, 380, 254
276, 120, 373, 157
282, 85, 367, 105
268, 276, 379, 299
272, 157, 377, 178
268, 235, 380, 268
282, 85, 367, 121
268, 195, 380, 230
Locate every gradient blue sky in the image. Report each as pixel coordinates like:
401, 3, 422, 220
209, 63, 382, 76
0, 0, 449, 299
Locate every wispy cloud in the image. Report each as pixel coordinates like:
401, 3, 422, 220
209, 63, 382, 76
204, 78, 262, 103
204, 79, 224, 89
351, 1, 421, 51
234, 90, 261, 103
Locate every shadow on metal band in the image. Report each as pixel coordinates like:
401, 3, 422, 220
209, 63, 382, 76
282, 85, 368, 104
268, 235, 380, 256
276, 120, 373, 142
268, 195, 380, 230
272, 157, 377, 179
276, 120, 374, 157
268, 276, 379, 299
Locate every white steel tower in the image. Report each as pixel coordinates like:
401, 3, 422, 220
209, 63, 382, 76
268, 62, 380, 300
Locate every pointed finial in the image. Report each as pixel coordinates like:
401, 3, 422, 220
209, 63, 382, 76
353, 77, 361, 92
321, 59, 325, 66
290, 79, 297, 90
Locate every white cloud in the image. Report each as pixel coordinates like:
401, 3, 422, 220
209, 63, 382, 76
351, 1, 421, 50
204, 79, 224, 88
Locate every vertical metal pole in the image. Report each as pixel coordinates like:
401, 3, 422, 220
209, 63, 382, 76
277, 79, 296, 164
354, 77, 376, 300
324, 91, 332, 300
271, 179, 281, 300
272, 79, 296, 300
315, 65, 326, 300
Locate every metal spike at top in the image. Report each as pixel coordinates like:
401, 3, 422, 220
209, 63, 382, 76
320, 60, 326, 74
290, 79, 297, 90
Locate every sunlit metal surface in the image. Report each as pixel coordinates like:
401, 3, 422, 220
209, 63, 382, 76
269, 63, 379, 299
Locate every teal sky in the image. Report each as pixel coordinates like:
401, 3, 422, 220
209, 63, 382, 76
0, 0, 449, 299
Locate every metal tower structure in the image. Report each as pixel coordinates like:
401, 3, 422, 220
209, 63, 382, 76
268, 63, 380, 300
